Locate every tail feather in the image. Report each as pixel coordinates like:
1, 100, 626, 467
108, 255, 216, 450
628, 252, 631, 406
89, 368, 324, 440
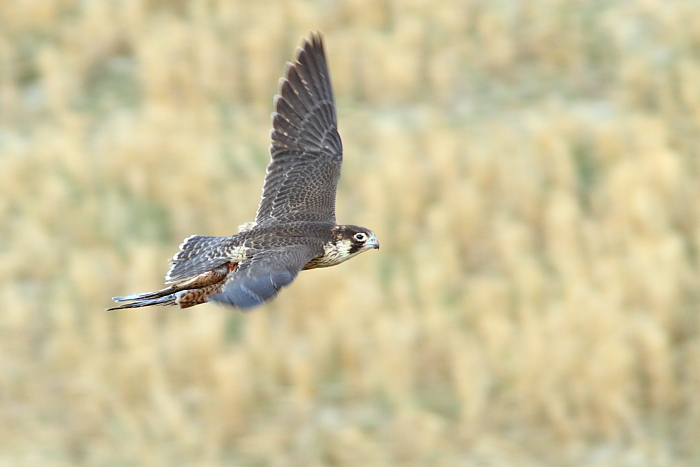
107, 263, 234, 311
112, 286, 179, 303
106, 293, 177, 311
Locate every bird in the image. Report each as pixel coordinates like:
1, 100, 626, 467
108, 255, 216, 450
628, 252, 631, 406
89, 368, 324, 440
108, 32, 379, 311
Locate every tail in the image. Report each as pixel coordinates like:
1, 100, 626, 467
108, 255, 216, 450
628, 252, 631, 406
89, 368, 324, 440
107, 263, 234, 311
107, 289, 178, 311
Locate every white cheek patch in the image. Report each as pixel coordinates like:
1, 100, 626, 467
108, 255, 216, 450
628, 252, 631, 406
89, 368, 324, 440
323, 240, 348, 258
314, 239, 354, 267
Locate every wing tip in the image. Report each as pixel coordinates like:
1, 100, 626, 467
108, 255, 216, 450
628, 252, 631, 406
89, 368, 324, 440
302, 31, 324, 48
295, 31, 325, 63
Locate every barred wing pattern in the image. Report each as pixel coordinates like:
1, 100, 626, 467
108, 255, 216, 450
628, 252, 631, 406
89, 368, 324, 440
255, 32, 343, 225
165, 235, 231, 283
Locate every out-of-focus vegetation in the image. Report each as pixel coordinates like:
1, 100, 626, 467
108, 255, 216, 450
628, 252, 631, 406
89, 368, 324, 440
1, 0, 700, 465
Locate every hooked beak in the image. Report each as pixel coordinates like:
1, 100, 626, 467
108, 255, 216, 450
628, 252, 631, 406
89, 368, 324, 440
367, 234, 380, 250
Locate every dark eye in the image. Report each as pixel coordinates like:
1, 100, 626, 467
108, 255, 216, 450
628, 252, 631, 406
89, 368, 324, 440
353, 232, 367, 242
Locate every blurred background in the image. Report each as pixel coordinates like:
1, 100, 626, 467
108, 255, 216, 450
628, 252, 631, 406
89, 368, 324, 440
1, 0, 700, 465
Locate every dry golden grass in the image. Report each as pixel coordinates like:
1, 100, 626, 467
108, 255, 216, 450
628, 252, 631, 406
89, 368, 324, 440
1, 0, 700, 465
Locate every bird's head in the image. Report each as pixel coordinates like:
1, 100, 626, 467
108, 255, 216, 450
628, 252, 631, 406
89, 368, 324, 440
332, 225, 380, 259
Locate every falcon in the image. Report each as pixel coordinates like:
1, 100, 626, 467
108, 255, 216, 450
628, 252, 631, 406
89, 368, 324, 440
108, 32, 379, 311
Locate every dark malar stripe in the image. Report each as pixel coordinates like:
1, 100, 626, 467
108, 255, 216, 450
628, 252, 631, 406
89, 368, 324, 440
349, 242, 363, 255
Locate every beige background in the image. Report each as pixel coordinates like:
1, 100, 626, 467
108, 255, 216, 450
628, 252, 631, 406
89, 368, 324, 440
1, 0, 699, 465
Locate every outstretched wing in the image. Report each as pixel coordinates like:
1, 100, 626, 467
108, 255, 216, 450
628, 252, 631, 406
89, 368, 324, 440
210, 244, 322, 309
255, 32, 343, 225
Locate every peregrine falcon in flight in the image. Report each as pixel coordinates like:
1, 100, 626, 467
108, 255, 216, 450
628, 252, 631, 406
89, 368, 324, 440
108, 32, 379, 311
